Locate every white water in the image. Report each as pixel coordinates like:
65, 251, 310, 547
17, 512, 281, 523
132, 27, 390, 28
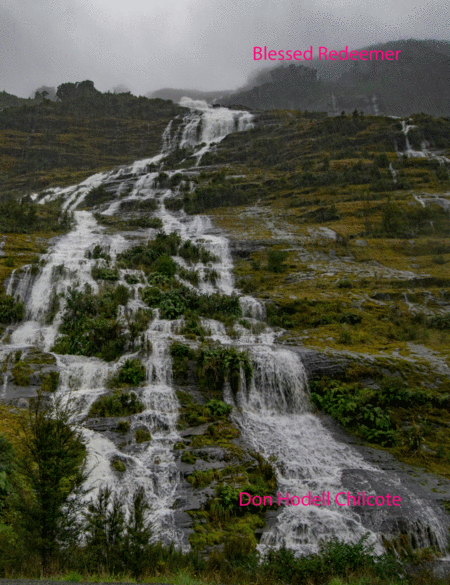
2, 101, 448, 555
399, 119, 450, 164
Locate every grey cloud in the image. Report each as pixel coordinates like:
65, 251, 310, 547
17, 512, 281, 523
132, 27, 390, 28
1, 0, 448, 98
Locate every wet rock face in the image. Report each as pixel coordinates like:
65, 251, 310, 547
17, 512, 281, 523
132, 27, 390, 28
0, 347, 59, 406
340, 469, 450, 551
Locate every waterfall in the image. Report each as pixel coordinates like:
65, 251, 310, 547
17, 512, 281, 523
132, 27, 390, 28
179, 97, 253, 164
2, 101, 449, 557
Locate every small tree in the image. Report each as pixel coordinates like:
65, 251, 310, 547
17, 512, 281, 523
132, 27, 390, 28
84, 485, 153, 576
17, 393, 88, 572
84, 486, 126, 573
124, 486, 153, 577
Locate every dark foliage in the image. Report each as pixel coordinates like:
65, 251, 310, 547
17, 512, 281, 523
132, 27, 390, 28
52, 286, 127, 361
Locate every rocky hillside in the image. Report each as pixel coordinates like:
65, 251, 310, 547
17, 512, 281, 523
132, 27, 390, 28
0, 82, 185, 198
1, 97, 450, 581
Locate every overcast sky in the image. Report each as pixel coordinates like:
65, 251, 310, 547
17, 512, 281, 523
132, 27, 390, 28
1, 0, 449, 98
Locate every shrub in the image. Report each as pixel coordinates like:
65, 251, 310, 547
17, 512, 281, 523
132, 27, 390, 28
196, 345, 252, 396
11, 361, 32, 386
181, 451, 197, 464
135, 429, 151, 443
108, 359, 146, 388
124, 273, 140, 285
0, 293, 24, 323
153, 254, 178, 277
116, 420, 130, 434
337, 279, 352, 289
91, 265, 119, 281
88, 391, 144, 417
83, 185, 112, 208
310, 379, 398, 446
52, 287, 127, 361
41, 371, 60, 393
206, 399, 232, 418
111, 459, 126, 473
267, 249, 288, 273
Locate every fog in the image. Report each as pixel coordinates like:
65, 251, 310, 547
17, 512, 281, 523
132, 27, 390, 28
1, 0, 449, 98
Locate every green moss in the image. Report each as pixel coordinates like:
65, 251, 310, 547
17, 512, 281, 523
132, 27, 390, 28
187, 469, 222, 488
23, 349, 56, 365
181, 451, 197, 464
11, 360, 33, 386
41, 371, 60, 393
116, 420, 130, 434
135, 429, 151, 443
111, 459, 126, 473
190, 423, 240, 449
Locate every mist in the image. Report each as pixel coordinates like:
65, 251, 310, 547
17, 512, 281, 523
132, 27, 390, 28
1, 0, 449, 98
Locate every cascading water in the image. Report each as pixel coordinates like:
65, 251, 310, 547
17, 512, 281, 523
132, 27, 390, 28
399, 120, 450, 164
2, 100, 449, 555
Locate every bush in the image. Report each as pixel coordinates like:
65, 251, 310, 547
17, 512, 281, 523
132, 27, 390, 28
310, 379, 398, 446
41, 371, 60, 393
82, 185, 112, 208
52, 287, 127, 361
267, 249, 288, 273
0, 293, 24, 323
88, 391, 144, 417
111, 459, 126, 473
196, 345, 252, 396
116, 421, 130, 434
135, 429, 151, 443
91, 265, 119, 281
206, 399, 232, 418
181, 451, 197, 464
108, 359, 146, 388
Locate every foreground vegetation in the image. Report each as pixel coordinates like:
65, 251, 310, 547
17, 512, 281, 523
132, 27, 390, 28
0, 398, 444, 584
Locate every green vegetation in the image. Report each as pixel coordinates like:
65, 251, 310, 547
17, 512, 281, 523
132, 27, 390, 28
94, 213, 163, 232
176, 391, 233, 429
88, 391, 144, 418
143, 285, 240, 322
0, 82, 185, 196
108, 359, 146, 388
91, 265, 120, 281
171, 343, 252, 397
0, 293, 24, 324
41, 371, 60, 393
111, 459, 126, 473
311, 375, 450, 475
188, 451, 277, 551
82, 185, 113, 208
0, 402, 443, 584
0, 199, 72, 234
52, 285, 128, 361
0, 394, 88, 572
11, 360, 33, 386
116, 421, 130, 434
117, 231, 217, 271
181, 451, 197, 464
135, 429, 152, 443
